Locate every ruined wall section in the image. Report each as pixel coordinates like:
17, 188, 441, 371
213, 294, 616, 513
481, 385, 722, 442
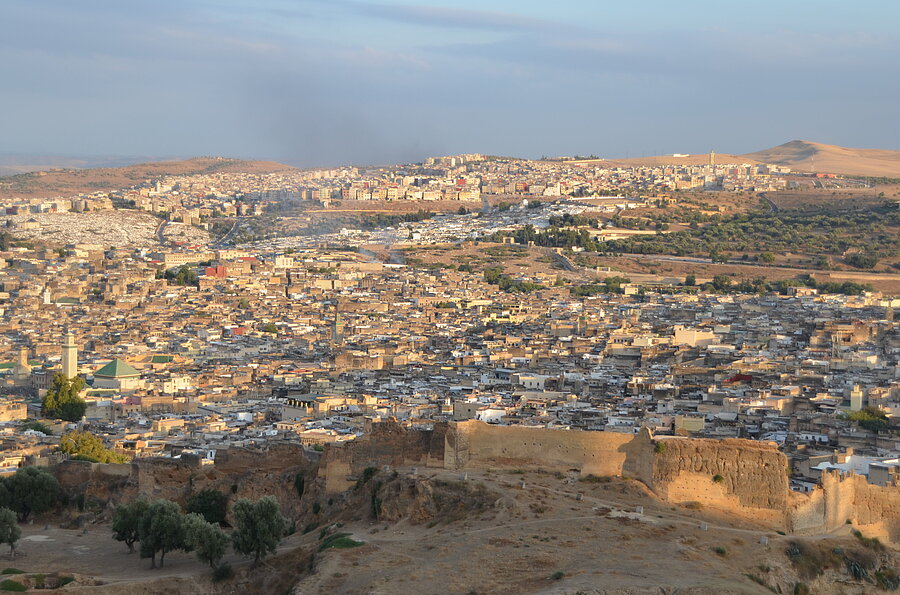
321, 420, 447, 493
53, 444, 311, 519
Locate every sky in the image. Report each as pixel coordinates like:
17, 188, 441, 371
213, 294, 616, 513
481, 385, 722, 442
1, 0, 899, 167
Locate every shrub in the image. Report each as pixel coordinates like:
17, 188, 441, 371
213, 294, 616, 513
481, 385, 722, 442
358, 467, 377, 487
712, 474, 724, 483
654, 442, 666, 454
876, 567, 900, 590
0, 580, 26, 592
550, 571, 565, 580
319, 533, 363, 551
212, 563, 234, 583
0, 571, 22, 576
684, 501, 703, 510
793, 583, 810, 595
785, 541, 841, 579
312, 502, 321, 515
579, 475, 611, 483
852, 529, 885, 551
845, 556, 869, 581
712, 546, 727, 557
186, 489, 228, 526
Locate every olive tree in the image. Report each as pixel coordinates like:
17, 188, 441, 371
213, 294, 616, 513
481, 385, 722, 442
231, 496, 287, 565
139, 499, 186, 569
0, 507, 20, 558
183, 513, 228, 569
112, 498, 149, 553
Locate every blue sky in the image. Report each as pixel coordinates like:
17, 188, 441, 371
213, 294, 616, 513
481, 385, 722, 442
2, 0, 898, 166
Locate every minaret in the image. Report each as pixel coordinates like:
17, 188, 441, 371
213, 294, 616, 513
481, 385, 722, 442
61, 331, 78, 379
331, 302, 344, 347
709, 150, 715, 168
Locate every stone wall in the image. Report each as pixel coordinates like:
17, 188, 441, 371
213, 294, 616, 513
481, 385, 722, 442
789, 471, 900, 541
444, 421, 791, 528
444, 420, 650, 479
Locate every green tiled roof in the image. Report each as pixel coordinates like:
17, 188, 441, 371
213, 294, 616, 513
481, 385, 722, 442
95, 358, 140, 378
151, 355, 174, 364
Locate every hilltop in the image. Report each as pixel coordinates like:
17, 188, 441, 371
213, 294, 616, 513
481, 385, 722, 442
569, 140, 900, 178
742, 140, 900, 177
0, 157, 296, 200
596, 152, 759, 168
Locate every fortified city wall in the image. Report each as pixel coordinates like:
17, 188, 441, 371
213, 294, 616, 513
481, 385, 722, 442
51, 421, 899, 542
322, 420, 900, 540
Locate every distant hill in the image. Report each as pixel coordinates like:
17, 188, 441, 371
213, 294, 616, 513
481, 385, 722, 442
0, 157, 296, 200
0, 154, 178, 177
593, 153, 759, 168
742, 140, 900, 177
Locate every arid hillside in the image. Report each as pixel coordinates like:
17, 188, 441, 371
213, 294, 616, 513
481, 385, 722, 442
0, 157, 296, 200
743, 140, 900, 177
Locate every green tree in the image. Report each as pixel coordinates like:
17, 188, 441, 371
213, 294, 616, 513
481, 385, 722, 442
260, 323, 278, 333
186, 489, 228, 526
847, 407, 890, 432
0, 467, 60, 522
41, 373, 86, 422
231, 496, 287, 565
712, 275, 732, 292
0, 507, 20, 558
183, 513, 229, 569
684, 274, 696, 286
21, 420, 51, 435
112, 498, 149, 553
846, 253, 878, 269
760, 252, 776, 263
59, 430, 128, 463
139, 499, 186, 569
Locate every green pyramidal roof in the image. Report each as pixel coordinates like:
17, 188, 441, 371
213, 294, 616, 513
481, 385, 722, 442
95, 358, 140, 378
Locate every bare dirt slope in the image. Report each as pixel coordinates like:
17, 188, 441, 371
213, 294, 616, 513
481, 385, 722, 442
293, 467, 894, 595
16, 466, 897, 594
0, 157, 296, 200
743, 140, 900, 177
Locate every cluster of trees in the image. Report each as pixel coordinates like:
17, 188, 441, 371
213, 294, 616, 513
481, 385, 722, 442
603, 205, 900, 263
548, 213, 599, 228
570, 276, 631, 296
486, 204, 900, 271
59, 430, 128, 464
157, 265, 199, 286
0, 467, 60, 522
41, 373, 86, 422
112, 492, 287, 572
845, 253, 879, 269
359, 210, 434, 229
565, 273, 872, 298
483, 267, 544, 293
696, 275, 873, 296
845, 407, 891, 433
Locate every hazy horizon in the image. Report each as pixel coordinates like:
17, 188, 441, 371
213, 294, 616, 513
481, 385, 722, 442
2, 1, 899, 167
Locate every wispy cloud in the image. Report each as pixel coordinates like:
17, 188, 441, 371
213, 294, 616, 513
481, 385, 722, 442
349, 2, 568, 33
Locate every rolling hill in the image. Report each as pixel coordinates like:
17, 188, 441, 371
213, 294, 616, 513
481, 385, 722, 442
593, 140, 900, 178
742, 140, 900, 177
0, 157, 296, 200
